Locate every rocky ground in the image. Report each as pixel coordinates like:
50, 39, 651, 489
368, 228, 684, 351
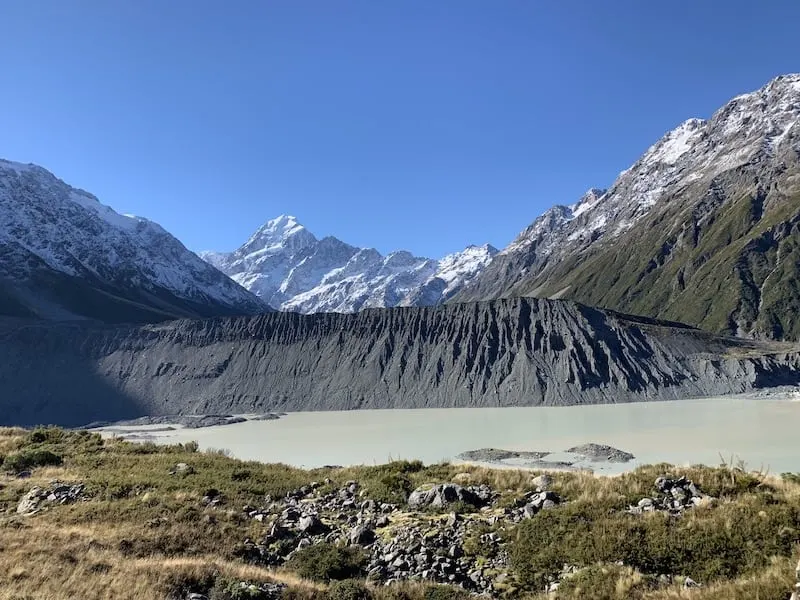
221, 471, 726, 598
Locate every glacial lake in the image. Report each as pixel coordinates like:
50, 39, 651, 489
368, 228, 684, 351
99, 395, 800, 475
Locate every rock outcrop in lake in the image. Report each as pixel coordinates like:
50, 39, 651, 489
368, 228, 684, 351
1, 297, 799, 425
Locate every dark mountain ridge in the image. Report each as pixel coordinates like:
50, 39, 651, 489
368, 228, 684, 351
1, 297, 797, 426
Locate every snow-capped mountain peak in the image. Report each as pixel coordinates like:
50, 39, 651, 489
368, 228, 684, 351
240, 214, 317, 256
204, 218, 497, 313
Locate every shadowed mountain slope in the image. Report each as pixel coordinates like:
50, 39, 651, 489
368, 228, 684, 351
1, 298, 797, 426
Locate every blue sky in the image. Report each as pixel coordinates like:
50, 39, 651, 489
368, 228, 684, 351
2, 1, 799, 257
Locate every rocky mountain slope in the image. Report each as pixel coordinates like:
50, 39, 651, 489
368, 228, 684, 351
0, 159, 266, 323
202, 215, 497, 313
1, 298, 797, 426
453, 74, 800, 340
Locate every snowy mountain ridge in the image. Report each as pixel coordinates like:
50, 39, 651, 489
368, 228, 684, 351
453, 73, 800, 338
0, 159, 265, 322
202, 216, 498, 313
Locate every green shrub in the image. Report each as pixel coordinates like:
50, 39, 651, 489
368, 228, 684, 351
25, 426, 64, 445
286, 543, 367, 582
181, 440, 200, 453
3, 448, 63, 472
327, 579, 373, 600
232, 468, 252, 481
510, 498, 800, 591
781, 472, 800, 485
165, 571, 216, 599
553, 564, 655, 600
422, 585, 470, 600
209, 577, 277, 600
116, 441, 162, 455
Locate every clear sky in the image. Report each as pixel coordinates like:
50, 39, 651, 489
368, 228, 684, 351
2, 1, 799, 258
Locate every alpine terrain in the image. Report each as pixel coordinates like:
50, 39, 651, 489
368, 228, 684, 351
1, 297, 798, 426
201, 215, 498, 312
0, 159, 266, 323
453, 74, 800, 340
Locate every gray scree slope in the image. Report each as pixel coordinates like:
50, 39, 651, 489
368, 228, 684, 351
1, 298, 798, 426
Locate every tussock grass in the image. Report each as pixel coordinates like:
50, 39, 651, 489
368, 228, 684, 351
0, 427, 798, 599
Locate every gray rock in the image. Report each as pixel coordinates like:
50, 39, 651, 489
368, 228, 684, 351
281, 507, 301, 522
297, 538, 312, 550
170, 463, 194, 476
655, 476, 672, 492
407, 483, 482, 509
16, 487, 44, 515
671, 487, 688, 502
297, 514, 326, 534
367, 565, 385, 580
349, 525, 376, 546
532, 474, 553, 490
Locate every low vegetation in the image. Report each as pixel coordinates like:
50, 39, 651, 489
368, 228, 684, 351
0, 426, 797, 600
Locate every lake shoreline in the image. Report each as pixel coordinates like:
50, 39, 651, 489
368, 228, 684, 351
93, 393, 800, 476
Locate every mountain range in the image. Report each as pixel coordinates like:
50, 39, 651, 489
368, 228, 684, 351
454, 74, 800, 340
2, 74, 800, 424
1, 74, 800, 342
201, 216, 497, 313
0, 159, 265, 323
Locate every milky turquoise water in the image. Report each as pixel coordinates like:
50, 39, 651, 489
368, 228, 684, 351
99, 395, 800, 475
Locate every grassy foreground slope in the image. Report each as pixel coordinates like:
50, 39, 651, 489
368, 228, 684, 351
0, 427, 797, 600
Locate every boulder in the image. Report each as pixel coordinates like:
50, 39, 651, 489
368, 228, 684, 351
407, 483, 482, 509
169, 463, 195, 476
684, 577, 701, 588
349, 525, 376, 546
297, 514, 327, 534
16, 487, 45, 515
532, 473, 553, 490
